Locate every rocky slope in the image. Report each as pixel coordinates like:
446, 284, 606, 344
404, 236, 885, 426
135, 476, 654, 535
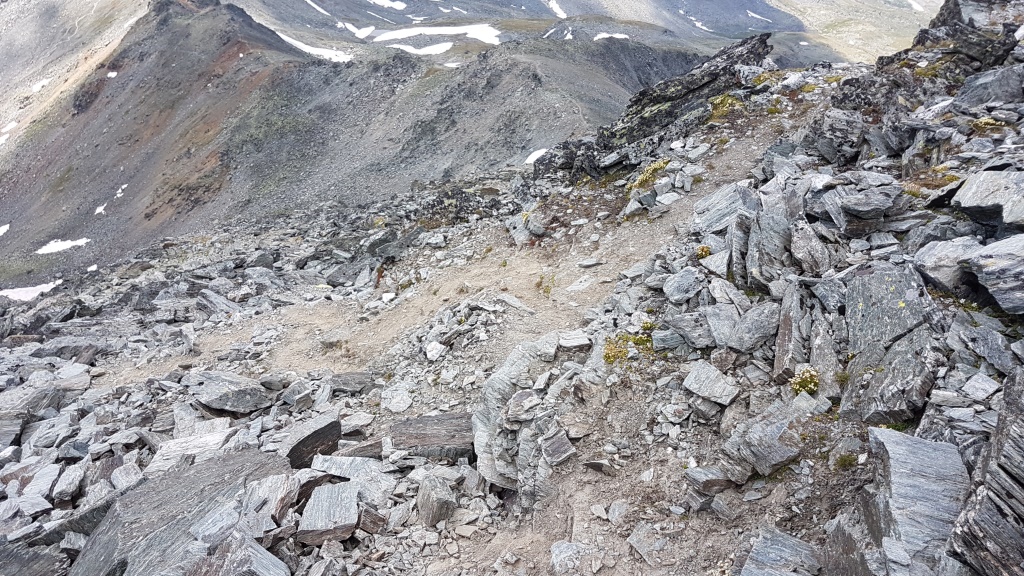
2, 0, 1024, 575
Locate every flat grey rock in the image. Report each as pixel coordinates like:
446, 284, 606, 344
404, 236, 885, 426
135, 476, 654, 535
955, 63, 1024, 106
683, 360, 740, 406
845, 262, 930, 355
965, 234, 1024, 314
663, 267, 705, 304
28, 336, 109, 360
728, 302, 781, 353
416, 475, 457, 527
952, 171, 1024, 230
278, 411, 342, 468
310, 455, 397, 508
740, 526, 821, 576
951, 367, 1024, 575
296, 482, 359, 545
959, 323, 1018, 375
69, 451, 289, 576
867, 428, 969, 572
193, 371, 273, 414
392, 412, 474, 460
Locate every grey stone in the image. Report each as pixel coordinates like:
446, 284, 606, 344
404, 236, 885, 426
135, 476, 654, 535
691, 184, 759, 235
683, 360, 740, 406
914, 237, 984, 293
845, 262, 931, 355
329, 372, 374, 394
960, 324, 1019, 375
69, 451, 289, 576
961, 372, 1000, 401
540, 427, 576, 466
193, 371, 273, 414
189, 502, 240, 546
965, 234, 1024, 314
310, 455, 396, 508
52, 463, 86, 501
952, 171, 1024, 230
146, 429, 238, 475
28, 336, 109, 360
196, 289, 242, 316
790, 220, 830, 276
950, 367, 1024, 575
550, 540, 588, 574
278, 412, 342, 468
955, 63, 1024, 107
728, 302, 781, 353
665, 313, 716, 349
703, 304, 741, 348
392, 412, 474, 460
740, 526, 821, 576
627, 522, 668, 566
416, 475, 457, 527
297, 482, 360, 545
191, 530, 290, 576
663, 267, 705, 304
109, 462, 144, 491
684, 466, 733, 495
773, 282, 807, 382
866, 428, 969, 572
558, 330, 591, 351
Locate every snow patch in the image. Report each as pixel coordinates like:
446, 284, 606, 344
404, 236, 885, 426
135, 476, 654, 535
907, 0, 924, 11
1, 122, 16, 133
304, 0, 332, 16
344, 23, 376, 38
525, 149, 548, 164
545, 0, 566, 18
593, 32, 628, 41
276, 32, 353, 63
36, 238, 91, 255
799, 41, 809, 46
0, 134, 9, 146
368, 0, 407, 10
107, 71, 118, 78
542, 28, 555, 39
0, 224, 8, 237
452, 6, 466, 14
32, 79, 51, 93
374, 24, 501, 45
387, 42, 454, 55
95, 204, 107, 215
687, 16, 713, 32
564, 28, 573, 40
747, 10, 772, 22
115, 184, 127, 198
444, 62, 462, 68
367, 11, 398, 24
87, 265, 98, 272
0, 280, 63, 302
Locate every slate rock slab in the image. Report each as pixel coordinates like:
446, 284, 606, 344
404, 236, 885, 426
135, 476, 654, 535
296, 482, 360, 546
683, 360, 739, 406
740, 526, 821, 576
69, 451, 289, 576
964, 234, 1024, 314
193, 371, 274, 414
952, 170, 1024, 230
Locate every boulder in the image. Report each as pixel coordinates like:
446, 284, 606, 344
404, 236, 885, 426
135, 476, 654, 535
740, 527, 821, 576
954, 63, 1024, 107
864, 428, 969, 573
683, 361, 740, 406
69, 451, 289, 576
278, 412, 342, 468
416, 475, 457, 527
296, 482, 360, 545
193, 371, 274, 414
914, 236, 983, 293
29, 336, 108, 360
728, 302, 780, 353
950, 367, 1024, 574
964, 234, 1024, 314
952, 171, 1024, 231
392, 413, 475, 461
663, 267, 705, 304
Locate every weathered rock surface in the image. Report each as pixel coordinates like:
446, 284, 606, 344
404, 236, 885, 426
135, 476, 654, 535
192, 371, 274, 414
951, 367, 1024, 575
952, 171, 1024, 231
69, 451, 289, 576
964, 234, 1024, 314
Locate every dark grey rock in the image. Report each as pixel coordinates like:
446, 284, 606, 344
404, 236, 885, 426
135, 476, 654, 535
954, 63, 1024, 107
196, 289, 242, 316
691, 184, 759, 235
773, 282, 807, 382
0, 540, 68, 576
193, 371, 274, 414
29, 336, 108, 360
952, 171, 1024, 231
914, 237, 984, 293
665, 313, 717, 349
69, 451, 289, 576
684, 466, 733, 495
190, 530, 290, 576
728, 302, 781, 353
683, 360, 740, 406
278, 412, 342, 468
950, 367, 1024, 575
959, 324, 1018, 375
845, 262, 931, 355
965, 234, 1024, 314
329, 372, 374, 394
392, 412, 474, 461
790, 220, 831, 276
416, 475, 457, 527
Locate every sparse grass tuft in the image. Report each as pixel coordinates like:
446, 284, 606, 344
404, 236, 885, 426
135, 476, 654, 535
709, 94, 744, 120
627, 159, 670, 192
835, 453, 858, 470
695, 245, 712, 259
